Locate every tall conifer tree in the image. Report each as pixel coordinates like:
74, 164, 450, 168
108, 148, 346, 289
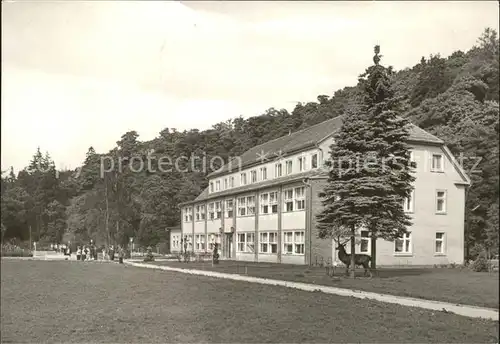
317, 46, 416, 276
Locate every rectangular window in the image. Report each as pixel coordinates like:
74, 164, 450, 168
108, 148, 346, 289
259, 232, 278, 253
251, 170, 257, 183
436, 190, 447, 214
229, 176, 234, 188
360, 231, 370, 253
210, 182, 214, 193
260, 167, 267, 181
184, 207, 193, 222
282, 231, 305, 255
294, 231, 305, 254
237, 233, 255, 253
195, 205, 201, 221
237, 233, 244, 252
286, 160, 293, 175
403, 190, 415, 213
283, 187, 305, 212
283, 231, 293, 254
246, 196, 256, 215
238, 197, 246, 216
431, 153, 444, 172
275, 163, 282, 178
225, 199, 233, 218
298, 156, 306, 172
260, 193, 269, 214
208, 203, 215, 220
215, 201, 222, 219
435, 232, 445, 254
261, 191, 278, 214
240, 173, 247, 186
295, 187, 305, 210
312, 154, 318, 169
215, 180, 220, 191
284, 189, 294, 212
195, 234, 205, 251
224, 178, 228, 190
269, 191, 278, 213
395, 232, 412, 254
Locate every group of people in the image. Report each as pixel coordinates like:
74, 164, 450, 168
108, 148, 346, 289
76, 245, 98, 261
51, 241, 125, 263
51, 243, 70, 255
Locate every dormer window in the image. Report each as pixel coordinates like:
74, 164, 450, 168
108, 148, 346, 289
240, 173, 247, 186
215, 180, 221, 191
210, 182, 214, 193
298, 156, 306, 172
275, 163, 282, 178
312, 154, 318, 169
260, 167, 267, 181
251, 170, 257, 183
286, 160, 293, 175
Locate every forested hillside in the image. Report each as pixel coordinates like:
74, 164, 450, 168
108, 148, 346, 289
2, 29, 498, 258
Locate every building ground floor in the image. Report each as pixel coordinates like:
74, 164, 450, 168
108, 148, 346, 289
170, 227, 464, 267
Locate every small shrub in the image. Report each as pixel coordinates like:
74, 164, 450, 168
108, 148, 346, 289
470, 255, 488, 272
1, 244, 33, 257
143, 246, 155, 262
1, 250, 33, 257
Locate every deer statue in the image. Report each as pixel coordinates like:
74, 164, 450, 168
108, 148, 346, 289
335, 237, 372, 278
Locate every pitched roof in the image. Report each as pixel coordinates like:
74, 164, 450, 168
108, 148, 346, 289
208, 116, 443, 178
180, 169, 328, 206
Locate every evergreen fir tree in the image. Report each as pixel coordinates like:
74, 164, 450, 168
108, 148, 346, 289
317, 45, 416, 277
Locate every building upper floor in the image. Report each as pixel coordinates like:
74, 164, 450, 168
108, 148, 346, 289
180, 116, 470, 224
203, 116, 466, 195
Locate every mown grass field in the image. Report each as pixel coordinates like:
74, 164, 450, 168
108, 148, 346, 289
1, 260, 498, 343
148, 259, 500, 309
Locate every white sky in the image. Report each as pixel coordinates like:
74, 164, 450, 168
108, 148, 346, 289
2, 0, 499, 172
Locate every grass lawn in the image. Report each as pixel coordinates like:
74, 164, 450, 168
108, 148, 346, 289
1, 260, 498, 343
148, 259, 500, 309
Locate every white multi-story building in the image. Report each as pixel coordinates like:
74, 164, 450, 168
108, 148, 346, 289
173, 117, 470, 266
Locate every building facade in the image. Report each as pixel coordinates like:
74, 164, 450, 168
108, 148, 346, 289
178, 117, 470, 266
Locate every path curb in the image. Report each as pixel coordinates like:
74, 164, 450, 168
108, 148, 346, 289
124, 260, 499, 321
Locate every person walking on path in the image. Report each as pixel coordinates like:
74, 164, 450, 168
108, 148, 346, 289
118, 246, 124, 264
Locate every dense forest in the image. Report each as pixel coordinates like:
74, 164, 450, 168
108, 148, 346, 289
1, 28, 498, 258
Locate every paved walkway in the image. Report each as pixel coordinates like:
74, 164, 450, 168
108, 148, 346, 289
124, 260, 499, 321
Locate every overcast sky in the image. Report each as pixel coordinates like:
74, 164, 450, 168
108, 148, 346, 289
2, 1, 499, 172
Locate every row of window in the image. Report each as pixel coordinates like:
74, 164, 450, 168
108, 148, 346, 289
207, 151, 445, 195
183, 187, 306, 222
176, 234, 222, 251
171, 235, 181, 249
179, 231, 448, 256
177, 232, 305, 255
237, 231, 305, 255
184, 187, 448, 222
358, 231, 447, 255
403, 189, 447, 214
209, 154, 320, 193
